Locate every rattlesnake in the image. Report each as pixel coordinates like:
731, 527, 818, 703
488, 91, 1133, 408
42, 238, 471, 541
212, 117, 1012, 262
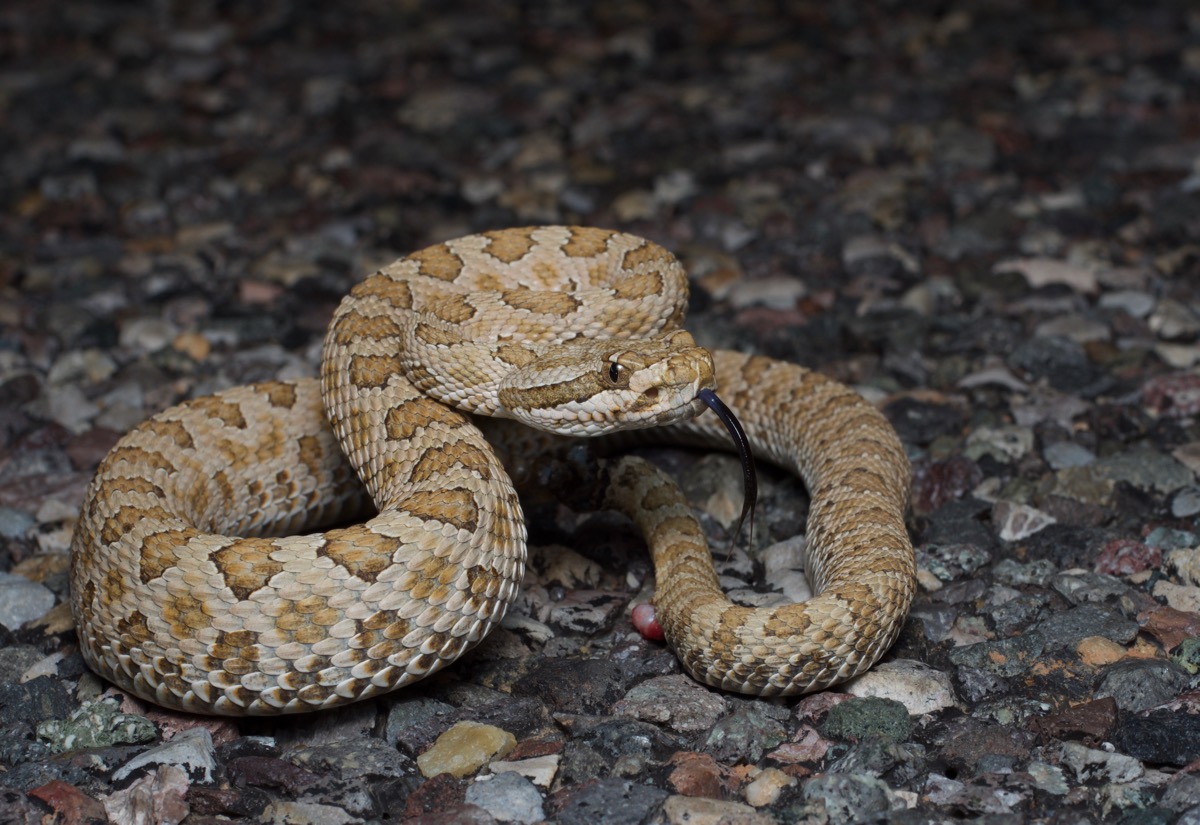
70, 225, 914, 715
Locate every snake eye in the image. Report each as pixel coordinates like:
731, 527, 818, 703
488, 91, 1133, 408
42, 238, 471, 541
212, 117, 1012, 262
607, 360, 625, 385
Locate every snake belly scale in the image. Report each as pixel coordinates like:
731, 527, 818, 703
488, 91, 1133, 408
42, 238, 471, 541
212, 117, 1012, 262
70, 225, 915, 715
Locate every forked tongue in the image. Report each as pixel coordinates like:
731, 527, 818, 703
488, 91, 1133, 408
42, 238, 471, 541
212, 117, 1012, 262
697, 388, 757, 551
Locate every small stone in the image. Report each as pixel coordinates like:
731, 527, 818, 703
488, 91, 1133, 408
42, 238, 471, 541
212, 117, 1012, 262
260, 800, 359, 825
726, 277, 807, 311
119, 317, 179, 352
820, 697, 912, 744
995, 258, 1098, 293
1149, 298, 1200, 341
553, 778, 668, 825
1112, 710, 1200, 767
661, 795, 775, 825
37, 699, 158, 753
743, 767, 794, 807
46, 349, 117, 385
1173, 487, 1200, 518
1094, 539, 1161, 576
803, 773, 896, 822
1062, 743, 1145, 790
949, 632, 1046, 677
666, 751, 724, 799
1153, 580, 1200, 613
1043, 441, 1095, 470
0, 573, 56, 631
611, 190, 657, 221
965, 425, 1034, 463
1096, 659, 1190, 712
417, 722, 516, 779
113, 728, 216, 783
993, 501, 1056, 542
844, 659, 958, 716
1171, 637, 1200, 675
464, 772, 544, 824
1099, 289, 1156, 318
172, 331, 211, 361
1035, 604, 1138, 651
612, 674, 728, 734
488, 754, 559, 789
704, 706, 787, 764
1076, 636, 1126, 667
101, 765, 189, 825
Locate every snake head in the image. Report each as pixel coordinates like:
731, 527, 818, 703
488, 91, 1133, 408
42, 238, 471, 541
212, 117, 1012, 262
497, 329, 715, 437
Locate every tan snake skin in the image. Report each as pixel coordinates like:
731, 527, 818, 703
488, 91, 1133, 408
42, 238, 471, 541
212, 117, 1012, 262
70, 226, 914, 715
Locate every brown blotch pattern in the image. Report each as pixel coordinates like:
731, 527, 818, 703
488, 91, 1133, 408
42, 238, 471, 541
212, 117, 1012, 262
212, 539, 284, 601
192, 397, 248, 429
296, 435, 326, 481
383, 397, 463, 441
409, 243, 466, 281
332, 310, 405, 346
409, 440, 493, 484
163, 590, 213, 639
320, 528, 402, 584
348, 353, 404, 389
395, 487, 479, 533
142, 419, 195, 449
263, 382, 298, 409
500, 287, 581, 317
429, 295, 477, 324
561, 227, 614, 258
103, 445, 171, 475
613, 271, 664, 301
493, 342, 540, 367
139, 528, 198, 583
414, 322, 467, 348
482, 227, 538, 263
102, 504, 173, 546
620, 241, 664, 272
350, 272, 414, 308
118, 610, 154, 644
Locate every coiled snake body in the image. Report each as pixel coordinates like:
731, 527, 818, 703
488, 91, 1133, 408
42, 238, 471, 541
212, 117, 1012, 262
70, 226, 914, 715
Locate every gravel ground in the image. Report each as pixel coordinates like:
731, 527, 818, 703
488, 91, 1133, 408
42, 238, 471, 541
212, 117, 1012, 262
3, 1, 1200, 823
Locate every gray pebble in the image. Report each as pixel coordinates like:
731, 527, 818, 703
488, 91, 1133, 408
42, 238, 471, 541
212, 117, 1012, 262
465, 772, 545, 824
0, 573, 56, 632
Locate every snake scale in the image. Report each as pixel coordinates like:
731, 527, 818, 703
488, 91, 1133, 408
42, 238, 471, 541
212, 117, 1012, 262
70, 226, 914, 715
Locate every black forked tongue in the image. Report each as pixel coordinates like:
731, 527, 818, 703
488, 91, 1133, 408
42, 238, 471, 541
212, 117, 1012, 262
697, 388, 757, 552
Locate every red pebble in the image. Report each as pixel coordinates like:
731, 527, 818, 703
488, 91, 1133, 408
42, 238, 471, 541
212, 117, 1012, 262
631, 603, 665, 641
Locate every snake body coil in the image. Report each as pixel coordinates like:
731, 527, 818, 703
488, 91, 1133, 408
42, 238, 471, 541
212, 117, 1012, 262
70, 226, 914, 715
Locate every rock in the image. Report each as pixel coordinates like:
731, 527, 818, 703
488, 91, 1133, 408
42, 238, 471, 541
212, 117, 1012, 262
101, 765, 190, 825
488, 754, 560, 789
417, 722, 517, 779
743, 766, 794, 807
465, 772, 544, 824
844, 660, 958, 716
37, 699, 157, 753
666, 751, 724, 799
803, 773, 896, 822
1112, 710, 1200, 766
1060, 741, 1143, 784
551, 778, 668, 825
0, 574, 56, 632
948, 632, 1046, 678
1095, 660, 1190, 713
113, 728, 216, 783
611, 675, 728, 734
660, 795, 775, 825
820, 697, 913, 744
704, 705, 787, 764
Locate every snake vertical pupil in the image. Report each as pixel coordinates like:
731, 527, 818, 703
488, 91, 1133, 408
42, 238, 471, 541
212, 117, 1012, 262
608, 361, 622, 383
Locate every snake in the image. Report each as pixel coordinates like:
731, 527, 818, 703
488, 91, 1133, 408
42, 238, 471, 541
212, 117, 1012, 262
69, 226, 914, 716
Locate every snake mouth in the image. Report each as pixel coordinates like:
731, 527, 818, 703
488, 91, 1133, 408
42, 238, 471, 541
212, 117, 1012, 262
698, 388, 757, 549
